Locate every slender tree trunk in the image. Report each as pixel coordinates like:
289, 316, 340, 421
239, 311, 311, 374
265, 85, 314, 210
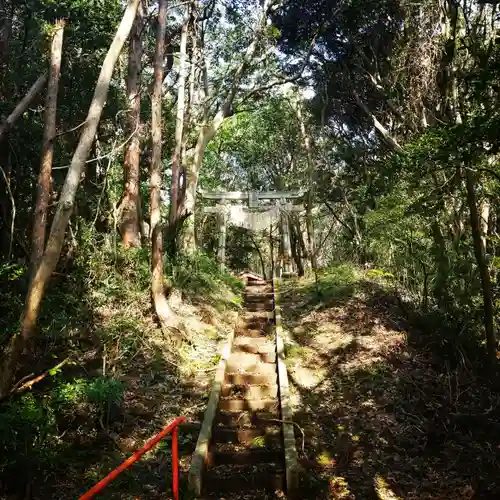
177, 16, 198, 220
480, 198, 490, 255
290, 220, 304, 276
251, 235, 266, 280
181, 111, 226, 250
0, 0, 141, 398
0, 0, 12, 80
353, 90, 404, 153
122, 2, 144, 248
170, 10, 189, 229
0, 73, 48, 143
431, 220, 450, 310
29, 20, 65, 281
294, 100, 317, 272
464, 168, 496, 364
150, 0, 175, 327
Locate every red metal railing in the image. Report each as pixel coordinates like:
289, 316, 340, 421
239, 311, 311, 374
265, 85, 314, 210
78, 416, 185, 500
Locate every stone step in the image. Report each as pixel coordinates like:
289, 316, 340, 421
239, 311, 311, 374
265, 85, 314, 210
203, 465, 285, 494
235, 327, 273, 338
243, 318, 274, 331
216, 410, 280, 427
233, 335, 276, 346
231, 349, 276, 363
225, 372, 277, 386
221, 383, 278, 399
243, 293, 274, 302
226, 353, 276, 373
232, 336, 276, 353
242, 310, 272, 320
244, 302, 274, 312
207, 448, 283, 467
245, 280, 270, 287
219, 397, 279, 412
213, 426, 281, 446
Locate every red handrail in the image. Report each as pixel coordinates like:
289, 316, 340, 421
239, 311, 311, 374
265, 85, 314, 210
78, 416, 185, 500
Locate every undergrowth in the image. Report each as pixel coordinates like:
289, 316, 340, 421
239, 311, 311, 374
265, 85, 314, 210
0, 228, 243, 498
285, 261, 496, 374
280, 263, 500, 499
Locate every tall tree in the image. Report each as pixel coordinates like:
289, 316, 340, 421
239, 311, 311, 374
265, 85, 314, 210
293, 97, 317, 272
169, 7, 190, 231
121, 2, 144, 248
465, 167, 496, 363
150, 0, 175, 327
0, 0, 141, 398
29, 20, 65, 280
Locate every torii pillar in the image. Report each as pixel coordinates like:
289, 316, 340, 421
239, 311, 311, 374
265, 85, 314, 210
279, 199, 293, 275
216, 201, 228, 271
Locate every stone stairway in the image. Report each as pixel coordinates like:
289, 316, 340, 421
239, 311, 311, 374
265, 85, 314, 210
200, 277, 286, 498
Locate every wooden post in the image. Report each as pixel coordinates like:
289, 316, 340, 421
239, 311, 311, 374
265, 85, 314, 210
217, 202, 228, 271
280, 199, 293, 275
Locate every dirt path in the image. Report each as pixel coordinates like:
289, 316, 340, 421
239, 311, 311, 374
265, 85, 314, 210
280, 271, 500, 500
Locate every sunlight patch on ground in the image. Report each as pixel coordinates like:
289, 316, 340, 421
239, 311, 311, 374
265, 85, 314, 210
374, 475, 403, 500
293, 364, 326, 388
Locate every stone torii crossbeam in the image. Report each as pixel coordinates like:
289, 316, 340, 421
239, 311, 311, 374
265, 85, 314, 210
200, 189, 305, 274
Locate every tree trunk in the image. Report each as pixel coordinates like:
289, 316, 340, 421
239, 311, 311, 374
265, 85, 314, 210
290, 219, 304, 276
0, 0, 141, 398
170, 10, 189, 229
0, 73, 48, 143
150, 0, 175, 327
294, 99, 317, 272
464, 168, 496, 364
353, 90, 404, 153
431, 220, 450, 310
181, 112, 226, 251
29, 20, 65, 281
480, 198, 490, 255
0, 0, 12, 80
121, 2, 144, 248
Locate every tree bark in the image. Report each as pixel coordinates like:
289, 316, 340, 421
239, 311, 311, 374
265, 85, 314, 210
0, 73, 48, 143
480, 198, 490, 255
289, 218, 304, 276
0, 0, 141, 398
150, 0, 175, 327
353, 90, 404, 153
0, 0, 12, 79
294, 99, 317, 272
29, 20, 65, 281
464, 168, 496, 364
121, 2, 144, 248
170, 9, 189, 229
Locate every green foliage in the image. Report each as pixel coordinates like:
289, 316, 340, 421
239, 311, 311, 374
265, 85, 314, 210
203, 97, 305, 192
0, 264, 26, 344
52, 376, 123, 410
365, 269, 394, 280
0, 374, 123, 487
168, 251, 244, 302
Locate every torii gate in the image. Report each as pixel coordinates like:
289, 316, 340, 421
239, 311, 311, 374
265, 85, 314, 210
200, 189, 305, 275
